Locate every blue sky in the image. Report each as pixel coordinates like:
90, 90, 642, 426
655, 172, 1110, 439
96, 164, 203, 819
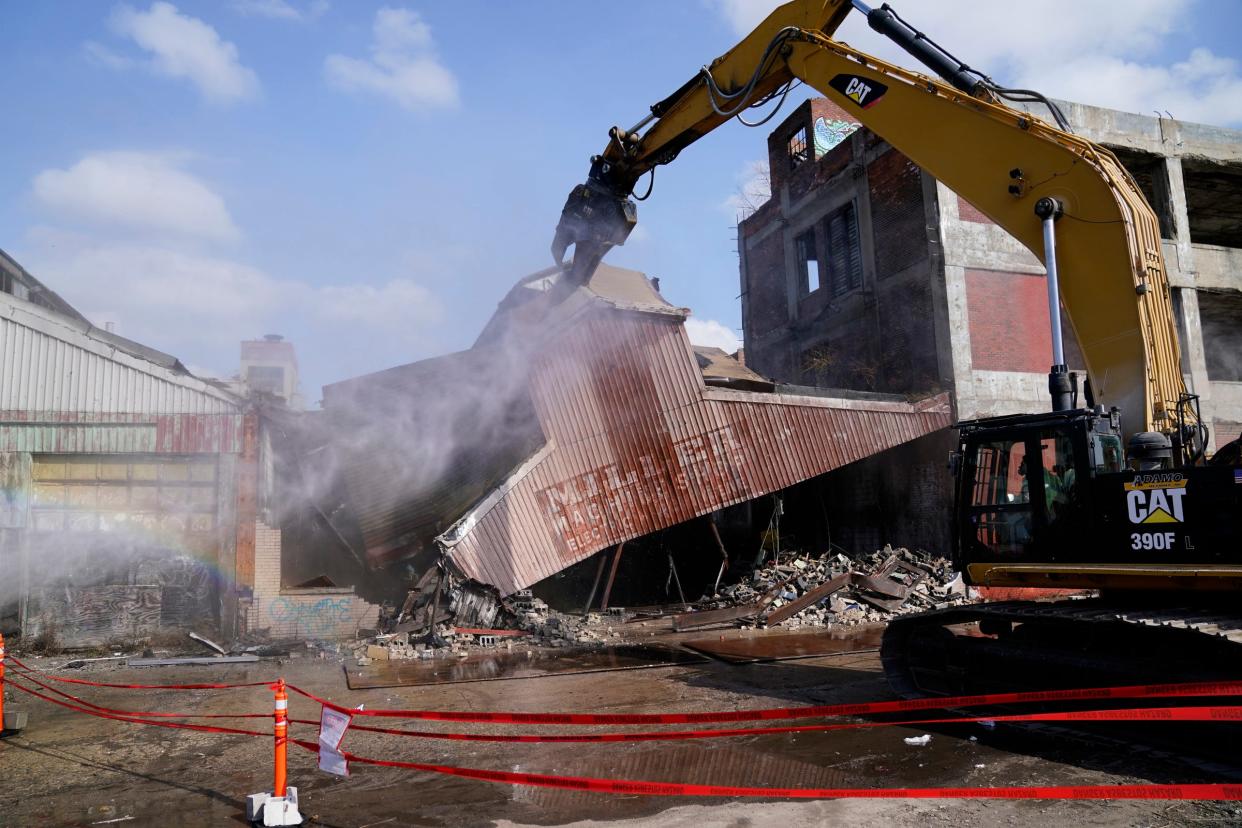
3, 1, 1240, 403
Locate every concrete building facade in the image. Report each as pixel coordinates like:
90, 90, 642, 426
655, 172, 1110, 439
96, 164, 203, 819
240, 334, 304, 409
738, 97, 1242, 554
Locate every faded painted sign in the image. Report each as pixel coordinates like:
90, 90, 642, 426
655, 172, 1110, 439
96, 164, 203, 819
538, 425, 747, 552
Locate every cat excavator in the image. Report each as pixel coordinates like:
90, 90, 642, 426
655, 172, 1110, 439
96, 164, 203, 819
551, 0, 1242, 697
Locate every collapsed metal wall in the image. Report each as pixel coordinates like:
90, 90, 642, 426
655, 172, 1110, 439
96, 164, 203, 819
441, 311, 952, 594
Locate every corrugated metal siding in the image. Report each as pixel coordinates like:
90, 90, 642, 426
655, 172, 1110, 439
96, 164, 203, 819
324, 347, 546, 566
0, 412, 245, 454
446, 314, 953, 594
1, 302, 237, 415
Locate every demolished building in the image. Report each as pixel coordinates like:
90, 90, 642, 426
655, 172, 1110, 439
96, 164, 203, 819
321, 262, 952, 598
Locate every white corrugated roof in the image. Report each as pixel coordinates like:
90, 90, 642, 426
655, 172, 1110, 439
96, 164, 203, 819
1, 290, 241, 415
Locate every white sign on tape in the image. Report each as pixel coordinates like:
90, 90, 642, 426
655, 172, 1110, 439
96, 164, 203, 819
318, 706, 353, 777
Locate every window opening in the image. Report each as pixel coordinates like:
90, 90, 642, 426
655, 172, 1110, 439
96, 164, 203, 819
824, 202, 863, 297
787, 126, 810, 170
795, 229, 820, 294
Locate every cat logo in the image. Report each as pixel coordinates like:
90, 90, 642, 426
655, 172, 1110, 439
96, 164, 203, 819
1124, 474, 1186, 524
828, 74, 888, 110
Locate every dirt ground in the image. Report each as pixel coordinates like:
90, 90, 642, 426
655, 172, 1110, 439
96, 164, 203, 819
2, 636, 1240, 828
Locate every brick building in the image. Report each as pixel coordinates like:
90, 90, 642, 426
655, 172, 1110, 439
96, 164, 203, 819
737, 97, 1242, 554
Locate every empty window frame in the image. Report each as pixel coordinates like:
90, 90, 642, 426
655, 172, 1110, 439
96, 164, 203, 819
247, 366, 286, 394
795, 229, 820, 295
787, 126, 810, 171
823, 202, 863, 297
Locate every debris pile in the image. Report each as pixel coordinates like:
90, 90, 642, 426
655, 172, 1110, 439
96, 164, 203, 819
352, 590, 628, 666
349, 545, 973, 665
672, 545, 972, 631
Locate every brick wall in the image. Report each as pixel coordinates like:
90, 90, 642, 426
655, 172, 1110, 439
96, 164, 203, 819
744, 229, 788, 338
1216, 420, 1241, 448
767, 98, 859, 195
966, 268, 1054, 373
744, 113, 940, 394
957, 195, 991, 224
965, 268, 1087, 373
245, 520, 379, 640
869, 148, 927, 277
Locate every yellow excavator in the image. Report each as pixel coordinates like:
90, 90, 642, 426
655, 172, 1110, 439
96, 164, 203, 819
552, 0, 1242, 697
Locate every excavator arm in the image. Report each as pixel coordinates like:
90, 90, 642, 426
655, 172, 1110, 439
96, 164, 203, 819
551, 0, 1191, 445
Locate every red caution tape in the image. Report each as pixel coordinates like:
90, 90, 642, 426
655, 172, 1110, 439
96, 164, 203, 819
7, 679, 267, 738
288, 680, 1242, 725
13, 667, 269, 721
286, 738, 1242, 800
9, 656, 271, 690
287, 704, 1242, 744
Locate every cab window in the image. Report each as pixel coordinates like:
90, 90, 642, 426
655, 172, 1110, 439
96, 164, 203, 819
966, 438, 1034, 557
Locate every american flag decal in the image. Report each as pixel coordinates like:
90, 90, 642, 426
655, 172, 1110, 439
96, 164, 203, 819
1235, 469, 1242, 485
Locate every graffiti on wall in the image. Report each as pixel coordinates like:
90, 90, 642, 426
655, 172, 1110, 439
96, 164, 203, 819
814, 117, 860, 156
267, 596, 354, 637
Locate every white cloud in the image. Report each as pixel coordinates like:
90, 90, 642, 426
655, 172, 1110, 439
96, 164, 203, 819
232, 0, 328, 22
22, 229, 442, 355
685, 317, 741, 353
722, 158, 771, 219
33, 151, 240, 242
708, 0, 1242, 126
110, 2, 259, 104
302, 279, 441, 330
83, 40, 136, 70
324, 7, 458, 111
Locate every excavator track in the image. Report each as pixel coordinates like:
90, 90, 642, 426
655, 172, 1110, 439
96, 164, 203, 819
881, 599, 1242, 763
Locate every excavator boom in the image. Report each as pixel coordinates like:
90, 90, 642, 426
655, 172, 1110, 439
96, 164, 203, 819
552, 0, 1188, 443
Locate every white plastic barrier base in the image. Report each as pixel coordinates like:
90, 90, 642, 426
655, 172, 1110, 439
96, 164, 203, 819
2, 710, 28, 735
246, 787, 303, 826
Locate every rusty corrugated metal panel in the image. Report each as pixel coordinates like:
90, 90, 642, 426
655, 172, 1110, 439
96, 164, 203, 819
444, 312, 953, 594
2, 294, 238, 415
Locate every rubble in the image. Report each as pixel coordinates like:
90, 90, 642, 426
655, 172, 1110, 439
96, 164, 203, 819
346, 544, 974, 666
677, 544, 975, 631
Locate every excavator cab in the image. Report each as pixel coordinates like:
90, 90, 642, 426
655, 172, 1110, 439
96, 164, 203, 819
954, 405, 1240, 593
954, 409, 1119, 572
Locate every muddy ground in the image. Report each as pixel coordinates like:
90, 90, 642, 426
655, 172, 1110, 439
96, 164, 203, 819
1, 631, 1240, 828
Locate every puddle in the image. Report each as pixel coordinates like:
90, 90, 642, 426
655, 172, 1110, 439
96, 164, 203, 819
344, 644, 706, 688
681, 625, 885, 664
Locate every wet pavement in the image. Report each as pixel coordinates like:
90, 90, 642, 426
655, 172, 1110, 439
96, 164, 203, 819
2, 636, 1241, 827
345, 644, 705, 689
680, 625, 884, 663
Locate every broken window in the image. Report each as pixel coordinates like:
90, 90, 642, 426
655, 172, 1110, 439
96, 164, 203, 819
787, 126, 810, 171
795, 229, 820, 295
1199, 289, 1242, 382
1183, 157, 1242, 248
247, 365, 286, 394
1107, 145, 1175, 240
823, 202, 863, 297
